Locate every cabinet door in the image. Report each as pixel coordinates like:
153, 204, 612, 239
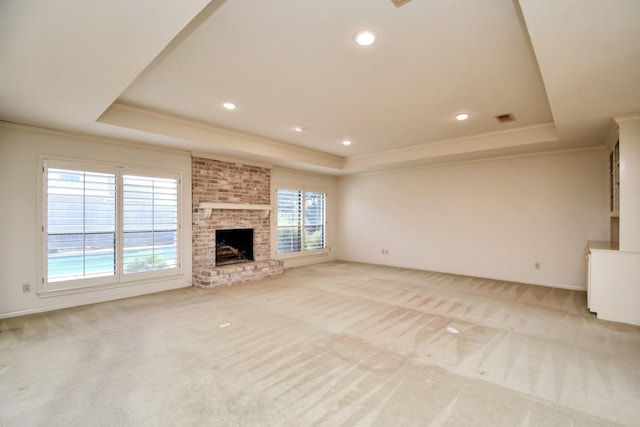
587, 249, 605, 315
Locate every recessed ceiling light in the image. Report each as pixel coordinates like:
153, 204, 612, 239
455, 113, 470, 121
223, 102, 237, 110
292, 125, 305, 132
353, 31, 377, 47
342, 140, 352, 146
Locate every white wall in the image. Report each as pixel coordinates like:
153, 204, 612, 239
0, 124, 193, 317
271, 167, 339, 268
336, 149, 608, 289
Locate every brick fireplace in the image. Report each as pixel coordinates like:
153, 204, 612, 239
192, 157, 283, 288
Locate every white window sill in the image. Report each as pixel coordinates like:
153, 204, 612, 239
274, 249, 329, 261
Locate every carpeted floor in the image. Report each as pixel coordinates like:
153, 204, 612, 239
1, 261, 639, 426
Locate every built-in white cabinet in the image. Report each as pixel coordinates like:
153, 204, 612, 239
587, 241, 640, 325
587, 115, 640, 326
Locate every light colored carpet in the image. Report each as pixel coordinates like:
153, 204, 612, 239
1, 261, 639, 426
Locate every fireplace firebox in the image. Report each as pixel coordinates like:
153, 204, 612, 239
215, 228, 254, 266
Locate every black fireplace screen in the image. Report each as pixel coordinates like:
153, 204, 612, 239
215, 228, 254, 266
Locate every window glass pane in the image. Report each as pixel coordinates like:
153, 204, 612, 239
154, 179, 178, 232
123, 175, 178, 274
277, 189, 302, 253
155, 231, 179, 269
305, 192, 325, 250
278, 226, 301, 253
277, 189, 301, 226
47, 168, 116, 282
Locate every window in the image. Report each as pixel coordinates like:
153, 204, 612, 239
304, 192, 326, 251
47, 167, 117, 282
276, 188, 326, 254
122, 175, 178, 274
44, 160, 180, 292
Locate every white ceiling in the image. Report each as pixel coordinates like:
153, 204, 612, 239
1, 0, 639, 174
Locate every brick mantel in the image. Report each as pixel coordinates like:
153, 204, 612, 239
192, 156, 283, 288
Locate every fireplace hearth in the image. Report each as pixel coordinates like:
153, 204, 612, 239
216, 228, 254, 266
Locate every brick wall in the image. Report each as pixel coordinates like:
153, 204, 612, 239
192, 156, 282, 287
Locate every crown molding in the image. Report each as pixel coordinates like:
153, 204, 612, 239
343, 122, 558, 172
0, 120, 190, 157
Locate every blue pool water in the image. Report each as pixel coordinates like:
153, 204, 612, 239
48, 247, 177, 280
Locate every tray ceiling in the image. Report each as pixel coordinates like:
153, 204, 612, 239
1, 0, 639, 174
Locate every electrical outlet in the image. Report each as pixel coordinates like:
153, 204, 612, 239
22, 283, 31, 293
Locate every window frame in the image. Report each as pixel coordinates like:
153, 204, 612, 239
275, 187, 327, 258
39, 158, 183, 295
